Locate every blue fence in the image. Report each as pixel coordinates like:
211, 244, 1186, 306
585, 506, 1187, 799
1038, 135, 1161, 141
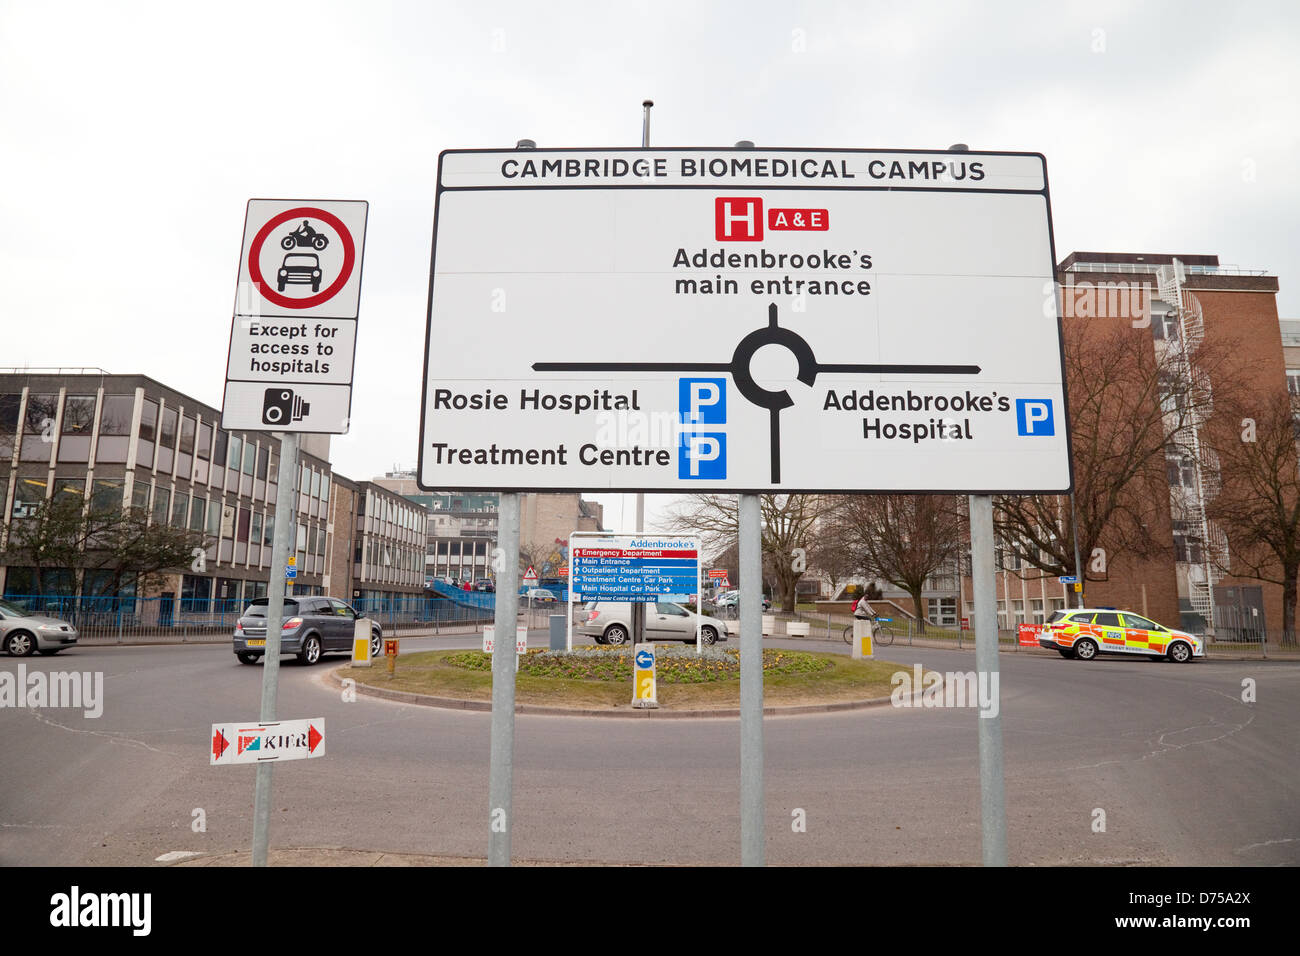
428, 580, 572, 607
1, 593, 492, 642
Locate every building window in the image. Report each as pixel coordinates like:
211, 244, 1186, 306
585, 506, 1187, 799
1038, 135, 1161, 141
172, 491, 189, 526
152, 487, 170, 525
189, 496, 205, 532
242, 441, 256, 476
181, 574, 212, 613
135, 398, 158, 468
58, 395, 96, 463
12, 476, 47, 517
21, 393, 58, 461
1288, 369, 1300, 397
130, 480, 148, 510
1166, 450, 1197, 488
97, 394, 133, 463
51, 477, 85, 507
1031, 598, 1045, 625
1173, 520, 1204, 564
156, 406, 177, 474
1012, 599, 1025, 625
213, 429, 228, 468
91, 477, 124, 513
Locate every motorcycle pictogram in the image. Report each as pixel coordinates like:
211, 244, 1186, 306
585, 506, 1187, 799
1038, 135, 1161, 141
281, 220, 329, 251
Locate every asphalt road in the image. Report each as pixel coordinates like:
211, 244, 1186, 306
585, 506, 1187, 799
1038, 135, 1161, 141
2, 633, 1297, 866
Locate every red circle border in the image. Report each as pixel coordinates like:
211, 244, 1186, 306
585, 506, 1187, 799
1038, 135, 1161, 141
247, 206, 356, 310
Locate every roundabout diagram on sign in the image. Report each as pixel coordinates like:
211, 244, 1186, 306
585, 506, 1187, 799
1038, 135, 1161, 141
534, 303, 981, 482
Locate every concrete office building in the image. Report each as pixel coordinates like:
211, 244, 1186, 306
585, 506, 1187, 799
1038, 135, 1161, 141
371, 472, 605, 585
0, 371, 424, 612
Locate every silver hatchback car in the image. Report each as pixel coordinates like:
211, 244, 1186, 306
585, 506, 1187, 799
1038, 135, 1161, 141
576, 601, 729, 646
0, 599, 79, 656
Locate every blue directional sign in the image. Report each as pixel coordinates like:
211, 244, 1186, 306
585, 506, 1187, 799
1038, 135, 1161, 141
285, 567, 297, 579
1058, 575, 1078, 584
635, 649, 654, 669
570, 535, 700, 602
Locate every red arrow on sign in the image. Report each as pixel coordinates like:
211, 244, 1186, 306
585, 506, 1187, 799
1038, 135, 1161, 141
308, 724, 323, 754
212, 728, 230, 761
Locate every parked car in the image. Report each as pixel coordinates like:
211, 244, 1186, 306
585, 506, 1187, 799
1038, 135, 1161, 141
524, 588, 557, 604
474, 579, 495, 592
233, 596, 381, 666
713, 590, 771, 613
1038, 608, 1203, 662
0, 599, 78, 656
576, 601, 728, 646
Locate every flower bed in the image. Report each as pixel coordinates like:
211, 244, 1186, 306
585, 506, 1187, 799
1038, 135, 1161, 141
442, 646, 833, 684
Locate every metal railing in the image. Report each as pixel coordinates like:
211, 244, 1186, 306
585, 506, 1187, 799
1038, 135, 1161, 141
1, 593, 494, 643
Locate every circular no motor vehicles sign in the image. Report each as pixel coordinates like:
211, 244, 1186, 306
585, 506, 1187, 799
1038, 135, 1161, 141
247, 206, 357, 310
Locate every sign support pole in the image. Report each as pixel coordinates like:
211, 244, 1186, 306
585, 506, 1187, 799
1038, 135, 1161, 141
969, 493, 1007, 866
251, 430, 299, 867
738, 492, 765, 866
488, 492, 521, 866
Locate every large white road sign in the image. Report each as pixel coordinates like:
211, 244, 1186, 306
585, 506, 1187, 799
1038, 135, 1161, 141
419, 149, 1070, 493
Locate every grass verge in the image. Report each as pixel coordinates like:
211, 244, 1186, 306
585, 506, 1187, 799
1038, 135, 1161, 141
344, 648, 906, 710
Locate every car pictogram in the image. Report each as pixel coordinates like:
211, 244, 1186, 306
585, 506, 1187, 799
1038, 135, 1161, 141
277, 253, 323, 293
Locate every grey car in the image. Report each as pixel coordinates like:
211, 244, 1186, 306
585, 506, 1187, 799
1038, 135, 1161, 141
576, 601, 728, 646
234, 596, 381, 666
0, 598, 79, 656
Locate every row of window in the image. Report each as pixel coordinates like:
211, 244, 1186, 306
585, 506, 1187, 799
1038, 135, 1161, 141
992, 597, 1069, 626
1, 390, 336, 512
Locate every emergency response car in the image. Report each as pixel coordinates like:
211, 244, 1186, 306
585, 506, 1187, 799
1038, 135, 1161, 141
1038, 608, 1203, 662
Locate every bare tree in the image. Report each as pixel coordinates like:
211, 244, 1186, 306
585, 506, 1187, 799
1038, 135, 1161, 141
2, 497, 208, 597
826, 494, 964, 633
805, 533, 859, 599
1204, 391, 1300, 646
663, 494, 833, 612
995, 314, 1242, 583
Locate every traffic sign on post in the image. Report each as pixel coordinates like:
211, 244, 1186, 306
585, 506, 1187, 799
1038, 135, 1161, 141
211, 718, 324, 765
418, 149, 1070, 495
222, 199, 368, 434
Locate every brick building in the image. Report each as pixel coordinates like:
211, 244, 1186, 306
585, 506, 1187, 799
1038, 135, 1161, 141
958, 252, 1286, 637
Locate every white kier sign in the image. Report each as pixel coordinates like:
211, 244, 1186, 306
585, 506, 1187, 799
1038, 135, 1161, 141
210, 718, 325, 765
222, 199, 368, 435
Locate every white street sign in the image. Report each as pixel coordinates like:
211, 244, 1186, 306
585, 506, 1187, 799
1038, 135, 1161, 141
210, 718, 325, 765
419, 149, 1070, 493
222, 199, 368, 434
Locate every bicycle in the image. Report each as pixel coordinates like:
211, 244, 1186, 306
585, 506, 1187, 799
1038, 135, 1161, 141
842, 616, 893, 646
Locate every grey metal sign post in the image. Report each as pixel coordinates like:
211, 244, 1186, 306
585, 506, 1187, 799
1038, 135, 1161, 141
488, 493, 521, 866
738, 493, 765, 866
251, 431, 300, 866
969, 493, 1007, 865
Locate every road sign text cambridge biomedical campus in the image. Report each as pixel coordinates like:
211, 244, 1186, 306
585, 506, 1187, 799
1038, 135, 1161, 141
418, 148, 1070, 494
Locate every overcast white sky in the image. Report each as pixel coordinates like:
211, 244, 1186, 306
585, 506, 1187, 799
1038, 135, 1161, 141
3, 0, 1297, 531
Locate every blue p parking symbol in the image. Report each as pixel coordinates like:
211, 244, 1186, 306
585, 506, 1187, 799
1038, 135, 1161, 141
678, 378, 727, 479
679, 378, 726, 424
1016, 399, 1055, 436
680, 433, 726, 479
